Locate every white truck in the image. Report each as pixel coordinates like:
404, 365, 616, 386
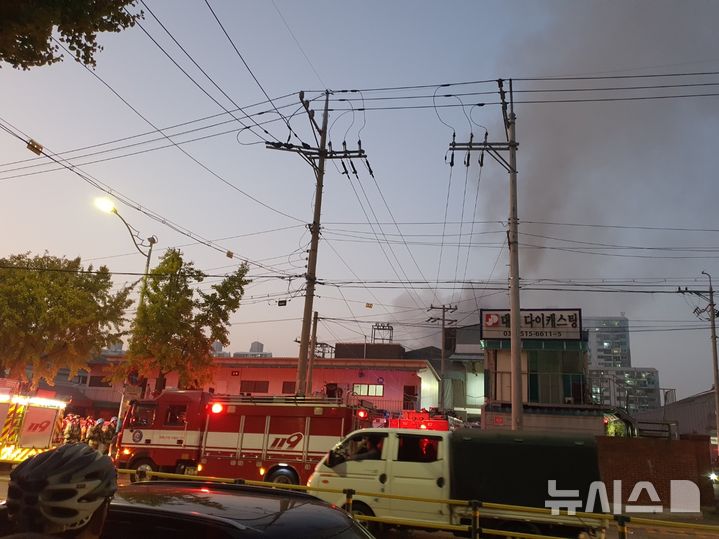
308, 428, 608, 536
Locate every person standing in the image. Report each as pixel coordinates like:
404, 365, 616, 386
63, 415, 81, 444
86, 418, 104, 451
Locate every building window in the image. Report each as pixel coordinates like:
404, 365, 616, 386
240, 380, 269, 393
282, 381, 296, 394
74, 374, 88, 385
88, 375, 112, 388
353, 383, 384, 397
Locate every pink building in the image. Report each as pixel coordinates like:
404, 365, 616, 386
152, 356, 439, 415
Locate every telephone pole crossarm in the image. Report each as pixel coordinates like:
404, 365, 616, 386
448, 141, 517, 173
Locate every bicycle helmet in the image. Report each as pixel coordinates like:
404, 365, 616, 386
6, 443, 117, 534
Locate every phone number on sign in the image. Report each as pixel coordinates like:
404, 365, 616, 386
501, 330, 566, 338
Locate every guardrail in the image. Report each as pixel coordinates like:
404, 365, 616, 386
115, 468, 719, 539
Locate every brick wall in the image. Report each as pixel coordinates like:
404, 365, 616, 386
596, 436, 714, 509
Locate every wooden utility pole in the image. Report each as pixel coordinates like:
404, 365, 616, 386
267, 91, 366, 395
428, 304, 457, 410
448, 79, 522, 428
306, 311, 319, 395
682, 274, 719, 459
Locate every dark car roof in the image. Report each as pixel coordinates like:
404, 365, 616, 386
109, 481, 371, 538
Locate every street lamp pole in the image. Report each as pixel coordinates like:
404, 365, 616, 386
95, 198, 157, 427
702, 271, 719, 461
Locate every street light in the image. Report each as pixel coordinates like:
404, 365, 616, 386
94, 197, 157, 307
701, 271, 719, 461
94, 197, 157, 428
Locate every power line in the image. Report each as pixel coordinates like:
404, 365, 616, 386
0, 118, 295, 275
53, 39, 303, 223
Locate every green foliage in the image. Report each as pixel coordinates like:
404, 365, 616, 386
0, 253, 132, 385
0, 0, 142, 70
126, 249, 249, 389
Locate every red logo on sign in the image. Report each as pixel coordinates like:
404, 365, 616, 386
484, 313, 501, 327
269, 432, 303, 450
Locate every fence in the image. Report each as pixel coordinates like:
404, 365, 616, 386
116, 468, 719, 539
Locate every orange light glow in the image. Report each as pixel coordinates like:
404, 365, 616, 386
420, 424, 428, 429
259, 467, 266, 476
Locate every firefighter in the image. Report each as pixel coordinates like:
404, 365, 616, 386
63, 414, 81, 444
107, 417, 119, 458
86, 418, 104, 451
99, 420, 115, 455
81, 416, 94, 443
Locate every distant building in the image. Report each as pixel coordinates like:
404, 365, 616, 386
211, 340, 230, 358
589, 366, 661, 413
635, 388, 716, 440
585, 315, 631, 368
249, 341, 264, 354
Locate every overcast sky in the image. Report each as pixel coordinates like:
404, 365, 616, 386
2, 1, 719, 399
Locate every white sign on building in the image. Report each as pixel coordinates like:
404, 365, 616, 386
480, 309, 583, 340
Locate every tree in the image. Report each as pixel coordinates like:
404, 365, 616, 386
0, 253, 132, 385
0, 1, 142, 70
125, 249, 249, 391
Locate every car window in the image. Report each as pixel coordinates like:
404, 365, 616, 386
102, 509, 240, 539
164, 404, 187, 426
129, 404, 156, 427
396, 434, 441, 463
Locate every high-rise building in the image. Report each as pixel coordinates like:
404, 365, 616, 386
585, 315, 631, 368
249, 341, 264, 354
589, 367, 661, 413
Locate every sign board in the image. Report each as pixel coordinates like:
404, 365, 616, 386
480, 308, 582, 340
19, 406, 58, 448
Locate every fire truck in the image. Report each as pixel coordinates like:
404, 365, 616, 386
0, 394, 66, 463
115, 389, 376, 484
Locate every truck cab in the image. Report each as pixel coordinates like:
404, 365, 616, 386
308, 428, 452, 525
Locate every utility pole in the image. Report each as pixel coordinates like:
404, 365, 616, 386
267, 91, 366, 395
306, 311, 319, 395
447, 79, 523, 429
428, 304, 457, 410
680, 273, 719, 460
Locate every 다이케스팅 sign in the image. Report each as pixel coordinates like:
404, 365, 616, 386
480, 308, 582, 340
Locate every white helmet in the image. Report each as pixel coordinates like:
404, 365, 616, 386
6, 443, 117, 534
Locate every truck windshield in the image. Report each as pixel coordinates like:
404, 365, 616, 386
129, 404, 156, 427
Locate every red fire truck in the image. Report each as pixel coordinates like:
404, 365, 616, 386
115, 390, 375, 484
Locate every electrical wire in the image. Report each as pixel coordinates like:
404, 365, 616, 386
53, 39, 303, 223
0, 117, 296, 275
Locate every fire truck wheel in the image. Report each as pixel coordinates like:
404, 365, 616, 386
130, 458, 157, 482
265, 467, 298, 485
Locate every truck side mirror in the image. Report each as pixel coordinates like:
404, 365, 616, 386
326, 449, 342, 468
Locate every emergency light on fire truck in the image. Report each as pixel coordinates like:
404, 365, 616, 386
210, 402, 224, 414
388, 410, 452, 431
